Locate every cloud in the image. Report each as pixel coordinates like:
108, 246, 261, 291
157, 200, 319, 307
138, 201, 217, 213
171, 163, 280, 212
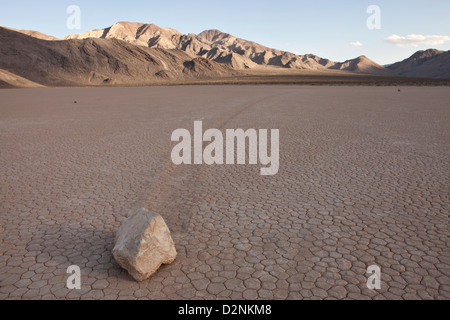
385, 34, 450, 47
349, 41, 363, 47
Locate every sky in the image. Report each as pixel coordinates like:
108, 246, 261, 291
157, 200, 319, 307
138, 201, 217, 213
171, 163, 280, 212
1, 0, 449, 65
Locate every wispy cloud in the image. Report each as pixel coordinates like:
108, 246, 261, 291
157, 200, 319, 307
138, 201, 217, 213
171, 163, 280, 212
385, 34, 450, 47
349, 41, 363, 47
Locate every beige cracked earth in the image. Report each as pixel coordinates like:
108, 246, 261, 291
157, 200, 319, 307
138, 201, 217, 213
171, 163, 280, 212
0, 85, 449, 300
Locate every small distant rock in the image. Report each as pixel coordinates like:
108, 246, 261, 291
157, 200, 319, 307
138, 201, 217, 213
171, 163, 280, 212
112, 208, 177, 282
74, 101, 77, 103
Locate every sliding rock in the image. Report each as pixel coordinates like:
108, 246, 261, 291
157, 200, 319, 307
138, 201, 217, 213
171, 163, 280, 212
113, 208, 177, 282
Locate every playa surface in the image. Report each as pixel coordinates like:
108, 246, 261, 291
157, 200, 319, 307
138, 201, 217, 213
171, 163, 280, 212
0, 85, 449, 300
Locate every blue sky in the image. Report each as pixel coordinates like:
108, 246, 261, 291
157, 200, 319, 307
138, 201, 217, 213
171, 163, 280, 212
1, 0, 449, 65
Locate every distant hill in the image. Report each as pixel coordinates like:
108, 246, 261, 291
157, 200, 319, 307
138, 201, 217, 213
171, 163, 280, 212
387, 49, 450, 79
331, 56, 393, 76
5, 27, 59, 41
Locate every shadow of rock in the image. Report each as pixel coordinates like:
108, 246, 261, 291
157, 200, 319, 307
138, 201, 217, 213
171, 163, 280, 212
25, 223, 133, 281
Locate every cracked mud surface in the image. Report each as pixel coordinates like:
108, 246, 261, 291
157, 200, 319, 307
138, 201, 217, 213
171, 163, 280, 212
0, 86, 449, 300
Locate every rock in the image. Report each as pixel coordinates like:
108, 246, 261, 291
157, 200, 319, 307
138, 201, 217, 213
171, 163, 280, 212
112, 208, 177, 282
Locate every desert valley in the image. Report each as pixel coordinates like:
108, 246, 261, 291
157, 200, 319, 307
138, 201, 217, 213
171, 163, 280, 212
0, 17, 449, 302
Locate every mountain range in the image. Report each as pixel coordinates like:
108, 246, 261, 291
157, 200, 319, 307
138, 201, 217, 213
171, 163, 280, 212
1, 22, 449, 87
63, 22, 392, 75
387, 49, 450, 79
